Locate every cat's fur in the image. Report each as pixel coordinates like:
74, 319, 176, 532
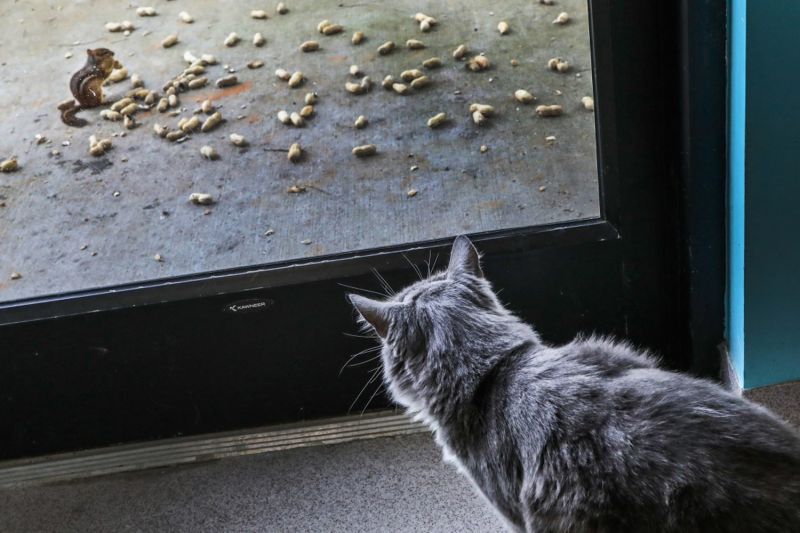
348, 236, 800, 533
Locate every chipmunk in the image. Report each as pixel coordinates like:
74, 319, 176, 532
58, 48, 122, 127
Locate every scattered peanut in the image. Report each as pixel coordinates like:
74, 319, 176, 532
548, 57, 570, 72
199, 145, 218, 160
130, 73, 143, 87
157, 97, 169, 112
392, 82, 409, 95
410, 75, 430, 89
161, 34, 178, 48
406, 39, 425, 50
467, 55, 490, 72
224, 32, 240, 47
407, 189, 418, 198
120, 102, 138, 116
229, 133, 247, 147
535, 104, 564, 117
153, 123, 168, 137
276, 2, 288, 14
100, 109, 122, 121
254, 33, 266, 47
553, 12, 570, 25
123, 115, 136, 130
136, 7, 156, 17
165, 130, 186, 142
181, 116, 201, 132
188, 77, 208, 89
300, 40, 320, 52
540, 0, 555, 4
251, 10, 268, 19
248, 60, 264, 69
300, 105, 315, 118
345, 81, 364, 94
0, 158, 18, 172
453, 44, 468, 60
304, 92, 317, 105
179, 11, 193, 23
498, 21, 510, 34
168, 94, 178, 107
415, 13, 437, 32
354, 115, 368, 129
108, 67, 128, 83
201, 111, 223, 132
472, 111, 488, 125
427, 112, 447, 128
277, 110, 291, 124
382, 75, 395, 89
201, 54, 217, 65
287, 143, 302, 162
216, 74, 238, 88
322, 24, 343, 35
288, 185, 306, 194
349, 64, 361, 76
288, 71, 304, 88
581, 96, 595, 111
352, 31, 365, 45
10, 272, 21, 280
469, 103, 495, 115
514, 89, 535, 104
110, 97, 133, 111
275, 68, 291, 81
290, 112, 304, 127
400, 69, 423, 82
352, 144, 377, 157
317, 20, 332, 33
189, 193, 214, 205
201, 99, 214, 114
377, 41, 395, 55
422, 57, 442, 69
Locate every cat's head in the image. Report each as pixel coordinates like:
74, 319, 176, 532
348, 236, 513, 413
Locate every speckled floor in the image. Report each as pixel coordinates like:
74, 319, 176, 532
0, 432, 504, 533
0, 0, 597, 303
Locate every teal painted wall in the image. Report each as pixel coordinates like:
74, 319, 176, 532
727, 0, 745, 387
729, 1, 800, 388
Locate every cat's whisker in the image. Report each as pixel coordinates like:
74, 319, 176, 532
342, 331, 379, 339
402, 253, 424, 281
348, 366, 383, 414
431, 252, 440, 273
338, 283, 389, 299
424, 250, 432, 277
360, 382, 387, 415
345, 354, 382, 369
338, 345, 381, 375
371, 268, 395, 296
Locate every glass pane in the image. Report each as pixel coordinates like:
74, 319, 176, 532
0, 0, 598, 302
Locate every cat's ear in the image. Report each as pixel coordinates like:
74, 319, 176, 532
448, 235, 483, 278
348, 294, 392, 338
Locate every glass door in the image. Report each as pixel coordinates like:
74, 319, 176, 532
0, 0, 719, 460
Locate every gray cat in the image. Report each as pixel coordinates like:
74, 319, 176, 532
348, 236, 800, 532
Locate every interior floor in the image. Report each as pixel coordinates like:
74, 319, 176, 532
0, 433, 503, 533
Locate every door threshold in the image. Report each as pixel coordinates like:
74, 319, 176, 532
0, 410, 427, 489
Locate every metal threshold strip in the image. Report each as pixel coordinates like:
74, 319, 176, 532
0, 410, 427, 489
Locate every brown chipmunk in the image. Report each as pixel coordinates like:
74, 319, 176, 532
58, 48, 121, 127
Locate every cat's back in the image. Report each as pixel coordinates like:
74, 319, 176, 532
509, 337, 800, 532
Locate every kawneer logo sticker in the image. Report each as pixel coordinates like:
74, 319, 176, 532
223, 298, 274, 314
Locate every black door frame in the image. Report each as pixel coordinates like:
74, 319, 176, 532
0, 0, 726, 460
